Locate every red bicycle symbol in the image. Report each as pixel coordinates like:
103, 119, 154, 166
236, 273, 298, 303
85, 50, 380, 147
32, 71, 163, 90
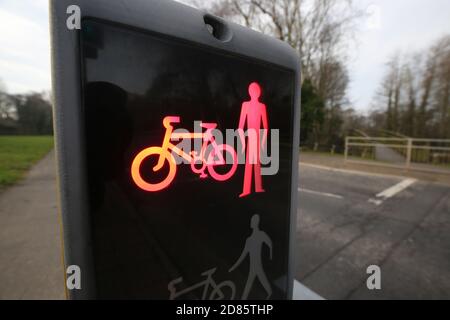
131, 116, 238, 192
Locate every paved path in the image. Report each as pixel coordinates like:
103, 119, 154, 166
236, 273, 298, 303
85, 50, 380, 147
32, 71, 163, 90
375, 144, 405, 163
0, 151, 65, 299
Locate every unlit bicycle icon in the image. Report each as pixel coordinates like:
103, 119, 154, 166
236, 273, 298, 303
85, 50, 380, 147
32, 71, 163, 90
131, 116, 238, 192
168, 267, 236, 300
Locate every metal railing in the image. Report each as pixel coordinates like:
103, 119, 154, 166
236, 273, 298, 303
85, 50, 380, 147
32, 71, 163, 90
344, 136, 450, 174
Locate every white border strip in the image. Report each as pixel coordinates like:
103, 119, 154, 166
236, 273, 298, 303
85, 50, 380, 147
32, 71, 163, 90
298, 188, 343, 200
293, 280, 324, 300
299, 162, 407, 180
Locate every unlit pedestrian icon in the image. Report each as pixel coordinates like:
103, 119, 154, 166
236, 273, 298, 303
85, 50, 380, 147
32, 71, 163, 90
167, 214, 273, 300
229, 214, 273, 299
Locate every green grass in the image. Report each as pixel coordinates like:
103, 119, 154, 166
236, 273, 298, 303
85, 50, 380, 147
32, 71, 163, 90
0, 136, 54, 188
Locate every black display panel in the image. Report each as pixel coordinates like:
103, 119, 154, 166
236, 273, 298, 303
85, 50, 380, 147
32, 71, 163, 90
81, 19, 295, 299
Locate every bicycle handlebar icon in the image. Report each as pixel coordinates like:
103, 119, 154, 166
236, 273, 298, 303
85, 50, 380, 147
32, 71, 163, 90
131, 116, 238, 192
168, 267, 236, 300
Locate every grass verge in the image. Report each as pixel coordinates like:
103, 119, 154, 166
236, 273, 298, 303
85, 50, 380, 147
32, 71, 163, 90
0, 136, 54, 188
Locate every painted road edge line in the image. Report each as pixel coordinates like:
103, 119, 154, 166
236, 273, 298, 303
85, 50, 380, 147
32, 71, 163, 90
299, 162, 409, 180
376, 178, 417, 198
298, 188, 344, 200
368, 178, 416, 206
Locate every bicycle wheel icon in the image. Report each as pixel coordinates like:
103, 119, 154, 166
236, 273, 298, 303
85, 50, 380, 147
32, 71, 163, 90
206, 144, 238, 182
209, 280, 236, 300
131, 116, 239, 192
131, 146, 177, 192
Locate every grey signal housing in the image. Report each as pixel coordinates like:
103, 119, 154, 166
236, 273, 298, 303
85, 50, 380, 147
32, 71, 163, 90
50, 0, 301, 299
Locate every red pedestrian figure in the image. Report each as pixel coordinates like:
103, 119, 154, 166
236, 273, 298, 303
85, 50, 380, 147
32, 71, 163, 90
238, 82, 269, 198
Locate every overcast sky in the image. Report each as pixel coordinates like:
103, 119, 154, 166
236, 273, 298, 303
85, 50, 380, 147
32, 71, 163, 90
1, 0, 449, 112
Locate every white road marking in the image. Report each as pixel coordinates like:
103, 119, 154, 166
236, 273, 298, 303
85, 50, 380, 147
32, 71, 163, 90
298, 188, 343, 199
299, 162, 409, 180
368, 198, 383, 206
368, 178, 416, 206
376, 178, 416, 198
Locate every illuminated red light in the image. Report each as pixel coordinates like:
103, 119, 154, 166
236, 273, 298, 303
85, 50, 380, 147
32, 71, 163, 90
131, 146, 176, 192
131, 116, 238, 192
131, 82, 268, 197
238, 82, 268, 198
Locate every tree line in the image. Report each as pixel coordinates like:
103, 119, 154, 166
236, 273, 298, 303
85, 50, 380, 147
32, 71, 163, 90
0, 82, 53, 135
191, 0, 450, 151
368, 35, 450, 139
3, 1, 448, 144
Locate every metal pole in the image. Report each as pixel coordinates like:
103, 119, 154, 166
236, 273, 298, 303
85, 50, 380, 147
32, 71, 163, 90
406, 138, 412, 169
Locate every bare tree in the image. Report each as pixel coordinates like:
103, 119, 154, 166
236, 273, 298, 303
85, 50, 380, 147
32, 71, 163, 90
187, 0, 363, 146
201, 0, 361, 81
0, 79, 16, 120
402, 62, 417, 136
432, 35, 450, 138
373, 54, 402, 132
371, 35, 450, 139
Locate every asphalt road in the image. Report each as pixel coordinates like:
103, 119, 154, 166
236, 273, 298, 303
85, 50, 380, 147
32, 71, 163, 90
296, 163, 450, 299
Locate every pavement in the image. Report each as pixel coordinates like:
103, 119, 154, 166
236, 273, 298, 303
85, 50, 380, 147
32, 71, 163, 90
297, 153, 450, 299
0, 150, 449, 299
0, 151, 65, 299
